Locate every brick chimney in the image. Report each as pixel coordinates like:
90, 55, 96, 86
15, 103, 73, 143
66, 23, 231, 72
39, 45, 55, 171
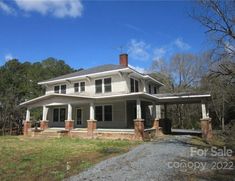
119, 54, 128, 67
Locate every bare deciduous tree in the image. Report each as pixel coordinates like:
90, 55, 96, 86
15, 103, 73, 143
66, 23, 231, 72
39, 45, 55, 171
191, 0, 235, 82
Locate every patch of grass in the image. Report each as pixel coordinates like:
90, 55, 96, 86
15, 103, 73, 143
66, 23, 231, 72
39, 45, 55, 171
0, 136, 139, 181
189, 136, 210, 147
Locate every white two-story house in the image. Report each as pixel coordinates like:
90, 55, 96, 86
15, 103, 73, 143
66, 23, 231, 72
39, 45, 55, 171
20, 54, 212, 140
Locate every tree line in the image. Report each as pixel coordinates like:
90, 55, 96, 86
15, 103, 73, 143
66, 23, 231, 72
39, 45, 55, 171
0, 58, 74, 135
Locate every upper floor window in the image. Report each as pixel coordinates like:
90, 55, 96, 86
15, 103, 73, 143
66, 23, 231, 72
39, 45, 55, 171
80, 82, 85, 92
61, 85, 66, 94
130, 78, 139, 92
54, 85, 66, 94
149, 85, 151, 94
95, 79, 102, 93
74, 83, 79, 92
95, 78, 112, 93
74, 82, 85, 93
54, 86, 60, 93
104, 78, 111, 92
154, 86, 157, 94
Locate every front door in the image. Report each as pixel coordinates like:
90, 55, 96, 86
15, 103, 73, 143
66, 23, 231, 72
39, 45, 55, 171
76, 108, 82, 126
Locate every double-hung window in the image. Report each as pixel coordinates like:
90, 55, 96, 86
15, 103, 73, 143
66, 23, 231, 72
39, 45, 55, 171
54, 86, 60, 93
95, 78, 112, 93
74, 82, 85, 93
54, 85, 66, 94
80, 82, 85, 92
61, 85, 66, 94
153, 86, 157, 94
95, 105, 112, 121
74, 83, 79, 92
130, 78, 139, 93
104, 78, 111, 92
53, 108, 66, 122
95, 79, 102, 93
149, 84, 152, 94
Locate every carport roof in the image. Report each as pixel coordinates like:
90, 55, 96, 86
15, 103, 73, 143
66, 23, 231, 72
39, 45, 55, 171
154, 92, 211, 104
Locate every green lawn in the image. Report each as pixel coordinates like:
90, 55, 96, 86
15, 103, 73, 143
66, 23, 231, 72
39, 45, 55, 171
0, 136, 139, 181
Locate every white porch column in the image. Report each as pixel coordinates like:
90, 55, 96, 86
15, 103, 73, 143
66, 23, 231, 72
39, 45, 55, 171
201, 103, 208, 118
68, 104, 72, 120
156, 105, 161, 119
26, 108, 30, 121
136, 98, 142, 119
90, 102, 95, 120
42, 106, 48, 120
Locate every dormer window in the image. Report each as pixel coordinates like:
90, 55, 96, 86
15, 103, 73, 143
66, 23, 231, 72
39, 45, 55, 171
54, 85, 66, 94
130, 78, 139, 93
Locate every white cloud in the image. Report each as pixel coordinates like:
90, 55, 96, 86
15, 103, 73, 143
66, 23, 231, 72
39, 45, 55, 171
153, 47, 166, 60
127, 39, 150, 61
0, 0, 83, 18
0, 1, 15, 15
174, 38, 191, 50
14, 0, 83, 18
5, 54, 13, 61
129, 64, 145, 74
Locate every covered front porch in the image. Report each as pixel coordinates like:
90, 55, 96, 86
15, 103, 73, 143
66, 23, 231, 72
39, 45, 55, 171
21, 92, 212, 141
21, 93, 160, 140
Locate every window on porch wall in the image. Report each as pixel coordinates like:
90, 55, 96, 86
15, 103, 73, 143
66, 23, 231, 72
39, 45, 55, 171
95, 106, 103, 121
104, 105, 112, 121
95, 105, 112, 121
53, 108, 66, 122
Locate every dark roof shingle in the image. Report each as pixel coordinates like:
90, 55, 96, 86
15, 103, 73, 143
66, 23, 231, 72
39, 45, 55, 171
40, 64, 126, 83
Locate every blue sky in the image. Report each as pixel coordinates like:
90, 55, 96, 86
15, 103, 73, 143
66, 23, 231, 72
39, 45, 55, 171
0, 0, 209, 71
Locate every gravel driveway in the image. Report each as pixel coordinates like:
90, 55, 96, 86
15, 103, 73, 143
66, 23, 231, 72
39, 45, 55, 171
66, 135, 193, 181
